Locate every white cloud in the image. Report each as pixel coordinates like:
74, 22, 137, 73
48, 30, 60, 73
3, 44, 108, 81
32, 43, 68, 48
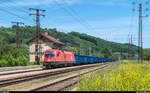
98, 1, 116, 6
0, 0, 52, 7
0, 0, 80, 7
96, 0, 130, 6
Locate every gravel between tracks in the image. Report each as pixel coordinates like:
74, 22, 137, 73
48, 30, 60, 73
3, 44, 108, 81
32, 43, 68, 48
0, 66, 101, 91
29, 63, 111, 91
0, 63, 110, 91
0, 63, 104, 81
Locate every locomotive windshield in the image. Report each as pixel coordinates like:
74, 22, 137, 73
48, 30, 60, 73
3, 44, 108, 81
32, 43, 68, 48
45, 51, 55, 58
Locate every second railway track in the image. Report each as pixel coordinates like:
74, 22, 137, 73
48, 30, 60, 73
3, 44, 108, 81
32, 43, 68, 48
29, 63, 112, 91
0, 62, 109, 89
0, 68, 42, 76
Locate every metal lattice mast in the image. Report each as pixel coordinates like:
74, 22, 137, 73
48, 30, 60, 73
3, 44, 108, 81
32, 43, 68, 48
11, 22, 24, 48
132, 1, 149, 63
29, 8, 45, 65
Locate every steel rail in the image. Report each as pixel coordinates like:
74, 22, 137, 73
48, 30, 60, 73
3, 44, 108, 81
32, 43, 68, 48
0, 63, 109, 89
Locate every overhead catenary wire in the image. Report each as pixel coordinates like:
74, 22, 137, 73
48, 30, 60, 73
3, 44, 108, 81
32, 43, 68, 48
62, 0, 95, 31
62, 0, 139, 44
132, 0, 149, 63
0, 0, 36, 26
97, 0, 138, 44
0, 0, 127, 43
53, 0, 93, 32
0, 0, 146, 47
0, 0, 71, 35
54, 0, 132, 43
0, 8, 25, 20
36, 0, 86, 34
0, 8, 34, 26
0, 0, 33, 22
0, 0, 29, 14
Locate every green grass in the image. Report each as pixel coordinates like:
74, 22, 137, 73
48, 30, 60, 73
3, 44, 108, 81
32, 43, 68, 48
76, 60, 150, 91
127, 60, 150, 64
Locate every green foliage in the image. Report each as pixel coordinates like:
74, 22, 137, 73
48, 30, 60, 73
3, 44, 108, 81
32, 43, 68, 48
144, 48, 150, 61
27, 62, 36, 66
0, 44, 28, 67
101, 48, 112, 58
0, 26, 139, 67
0, 59, 8, 67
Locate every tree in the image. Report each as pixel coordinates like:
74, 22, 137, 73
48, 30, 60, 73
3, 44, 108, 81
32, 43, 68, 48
0, 44, 28, 67
0, 25, 139, 65
101, 48, 112, 58
144, 48, 150, 61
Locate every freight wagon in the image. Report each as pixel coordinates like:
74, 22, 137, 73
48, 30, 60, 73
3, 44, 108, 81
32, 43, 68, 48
43, 49, 113, 69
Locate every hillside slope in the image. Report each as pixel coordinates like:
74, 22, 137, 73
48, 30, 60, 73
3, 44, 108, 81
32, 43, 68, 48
0, 26, 138, 59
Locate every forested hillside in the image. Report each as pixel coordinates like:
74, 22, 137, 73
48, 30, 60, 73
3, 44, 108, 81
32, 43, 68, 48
0, 26, 139, 67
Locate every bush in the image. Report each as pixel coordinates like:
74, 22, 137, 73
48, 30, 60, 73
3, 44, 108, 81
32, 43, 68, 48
18, 56, 28, 66
0, 44, 29, 67
0, 59, 9, 67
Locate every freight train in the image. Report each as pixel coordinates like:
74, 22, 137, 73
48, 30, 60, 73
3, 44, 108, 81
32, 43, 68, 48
43, 49, 113, 69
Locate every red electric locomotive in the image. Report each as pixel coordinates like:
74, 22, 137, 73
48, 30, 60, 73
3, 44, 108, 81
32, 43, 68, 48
43, 49, 75, 69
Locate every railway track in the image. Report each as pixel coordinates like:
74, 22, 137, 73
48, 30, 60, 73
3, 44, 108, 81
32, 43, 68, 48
0, 65, 41, 72
0, 63, 109, 89
29, 63, 111, 91
0, 68, 42, 76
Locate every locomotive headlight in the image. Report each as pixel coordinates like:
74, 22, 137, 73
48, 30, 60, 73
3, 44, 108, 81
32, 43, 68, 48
48, 59, 51, 62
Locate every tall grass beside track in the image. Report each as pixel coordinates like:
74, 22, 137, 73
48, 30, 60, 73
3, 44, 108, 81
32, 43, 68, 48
76, 61, 150, 91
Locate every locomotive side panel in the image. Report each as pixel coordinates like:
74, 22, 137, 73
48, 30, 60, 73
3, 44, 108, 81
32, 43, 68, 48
63, 51, 75, 63
55, 50, 65, 62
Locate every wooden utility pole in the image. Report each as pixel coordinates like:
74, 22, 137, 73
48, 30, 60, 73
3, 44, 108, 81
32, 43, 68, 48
11, 22, 24, 48
29, 8, 45, 65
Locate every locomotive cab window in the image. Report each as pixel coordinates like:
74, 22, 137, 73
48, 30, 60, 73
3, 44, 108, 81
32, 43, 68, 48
45, 52, 55, 58
57, 52, 60, 56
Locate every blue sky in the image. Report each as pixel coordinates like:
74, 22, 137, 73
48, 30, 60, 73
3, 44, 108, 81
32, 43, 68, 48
0, 0, 150, 48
